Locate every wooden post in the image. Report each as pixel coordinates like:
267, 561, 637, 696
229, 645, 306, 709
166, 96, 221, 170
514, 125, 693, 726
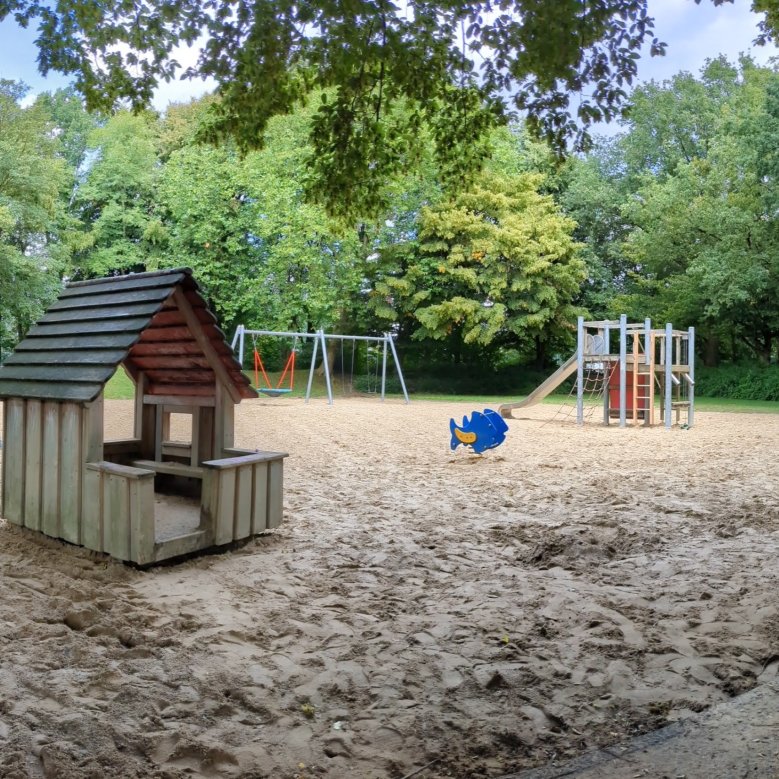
235, 464, 253, 539
128, 473, 155, 564
267, 460, 283, 529
251, 461, 269, 532
154, 404, 164, 461
83, 395, 104, 462
3, 398, 25, 524
215, 468, 236, 545
61, 402, 82, 544
24, 399, 43, 531
133, 372, 145, 439
197, 406, 214, 464
648, 334, 656, 427
82, 464, 103, 552
103, 471, 130, 560
41, 402, 61, 537
213, 381, 235, 459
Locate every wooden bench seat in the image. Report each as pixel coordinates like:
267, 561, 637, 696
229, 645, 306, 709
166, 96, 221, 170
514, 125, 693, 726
131, 459, 204, 479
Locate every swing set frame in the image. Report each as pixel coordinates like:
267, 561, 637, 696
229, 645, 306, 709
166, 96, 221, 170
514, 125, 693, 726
231, 326, 410, 405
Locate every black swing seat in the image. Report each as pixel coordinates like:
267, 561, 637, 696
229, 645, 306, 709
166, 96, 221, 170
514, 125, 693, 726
259, 387, 292, 397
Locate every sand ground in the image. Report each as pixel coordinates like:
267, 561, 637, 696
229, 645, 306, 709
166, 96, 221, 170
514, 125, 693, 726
0, 397, 778, 778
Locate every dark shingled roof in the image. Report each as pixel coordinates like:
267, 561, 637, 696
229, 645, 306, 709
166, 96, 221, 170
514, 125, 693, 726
0, 268, 256, 403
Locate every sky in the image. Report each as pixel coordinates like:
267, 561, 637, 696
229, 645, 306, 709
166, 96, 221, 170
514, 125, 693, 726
0, 0, 775, 113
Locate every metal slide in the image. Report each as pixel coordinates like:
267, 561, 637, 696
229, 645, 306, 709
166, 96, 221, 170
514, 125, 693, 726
498, 353, 578, 419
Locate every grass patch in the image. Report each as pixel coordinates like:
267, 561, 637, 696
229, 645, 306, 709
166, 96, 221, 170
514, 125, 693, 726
104, 368, 135, 400
692, 397, 779, 413
103, 369, 779, 414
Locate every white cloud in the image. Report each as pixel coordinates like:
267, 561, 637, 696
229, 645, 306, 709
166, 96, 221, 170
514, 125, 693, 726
150, 36, 217, 111
642, 0, 773, 84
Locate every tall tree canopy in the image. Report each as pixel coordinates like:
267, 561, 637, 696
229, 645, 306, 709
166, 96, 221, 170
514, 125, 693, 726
2, 0, 776, 216
0, 81, 71, 352
370, 167, 584, 364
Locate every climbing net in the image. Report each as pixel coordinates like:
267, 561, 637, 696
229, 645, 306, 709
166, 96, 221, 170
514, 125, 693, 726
544, 363, 609, 426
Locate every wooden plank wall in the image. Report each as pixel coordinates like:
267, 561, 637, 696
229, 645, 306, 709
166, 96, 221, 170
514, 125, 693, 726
84, 462, 155, 564
2, 399, 88, 541
1, 395, 284, 564
0, 397, 160, 562
202, 453, 286, 546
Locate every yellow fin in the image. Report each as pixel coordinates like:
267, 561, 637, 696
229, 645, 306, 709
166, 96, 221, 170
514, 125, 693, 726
454, 428, 477, 444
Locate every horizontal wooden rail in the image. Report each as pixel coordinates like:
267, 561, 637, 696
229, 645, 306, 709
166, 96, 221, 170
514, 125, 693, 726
131, 459, 204, 479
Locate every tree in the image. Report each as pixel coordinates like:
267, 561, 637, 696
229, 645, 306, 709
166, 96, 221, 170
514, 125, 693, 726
35, 87, 101, 176
3, 0, 770, 216
0, 81, 71, 352
372, 170, 585, 365
617, 62, 779, 365
619, 56, 742, 182
155, 98, 364, 337
71, 111, 163, 277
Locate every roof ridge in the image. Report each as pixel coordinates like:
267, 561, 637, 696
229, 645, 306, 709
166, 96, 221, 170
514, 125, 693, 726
66, 267, 193, 289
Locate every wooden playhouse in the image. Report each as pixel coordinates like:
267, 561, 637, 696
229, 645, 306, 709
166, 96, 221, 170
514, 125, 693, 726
0, 268, 287, 565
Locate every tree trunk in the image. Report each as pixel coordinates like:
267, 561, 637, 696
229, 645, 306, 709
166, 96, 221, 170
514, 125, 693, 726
315, 336, 338, 376
533, 336, 547, 369
703, 334, 720, 367
315, 311, 348, 382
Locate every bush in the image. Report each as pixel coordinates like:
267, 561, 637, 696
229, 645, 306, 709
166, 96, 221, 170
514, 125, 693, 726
351, 374, 405, 394
399, 362, 565, 396
694, 364, 779, 401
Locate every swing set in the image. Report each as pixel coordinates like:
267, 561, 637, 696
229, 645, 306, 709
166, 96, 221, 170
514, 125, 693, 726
336, 338, 382, 395
252, 335, 297, 397
231, 326, 410, 405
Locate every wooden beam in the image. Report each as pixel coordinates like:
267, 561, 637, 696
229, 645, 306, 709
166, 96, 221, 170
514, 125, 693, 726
132, 356, 211, 370
131, 459, 204, 479
203, 451, 288, 469
142, 394, 215, 407
144, 384, 216, 397
138, 326, 194, 342
172, 287, 241, 404
129, 341, 204, 357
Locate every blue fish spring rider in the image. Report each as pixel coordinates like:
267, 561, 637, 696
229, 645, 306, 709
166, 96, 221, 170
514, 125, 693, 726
253, 336, 296, 397
450, 408, 508, 454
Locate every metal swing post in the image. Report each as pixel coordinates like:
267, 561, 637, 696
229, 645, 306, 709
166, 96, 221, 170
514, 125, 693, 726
305, 333, 318, 403
230, 324, 246, 367
576, 316, 585, 425
320, 330, 334, 405
619, 314, 627, 428
386, 333, 410, 404
380, 335, 388, 401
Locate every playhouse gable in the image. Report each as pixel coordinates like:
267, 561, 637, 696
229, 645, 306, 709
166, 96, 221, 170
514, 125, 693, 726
0, 268, 255, 403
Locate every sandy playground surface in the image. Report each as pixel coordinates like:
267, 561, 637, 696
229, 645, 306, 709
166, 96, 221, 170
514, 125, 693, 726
0, 397, 778, 778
